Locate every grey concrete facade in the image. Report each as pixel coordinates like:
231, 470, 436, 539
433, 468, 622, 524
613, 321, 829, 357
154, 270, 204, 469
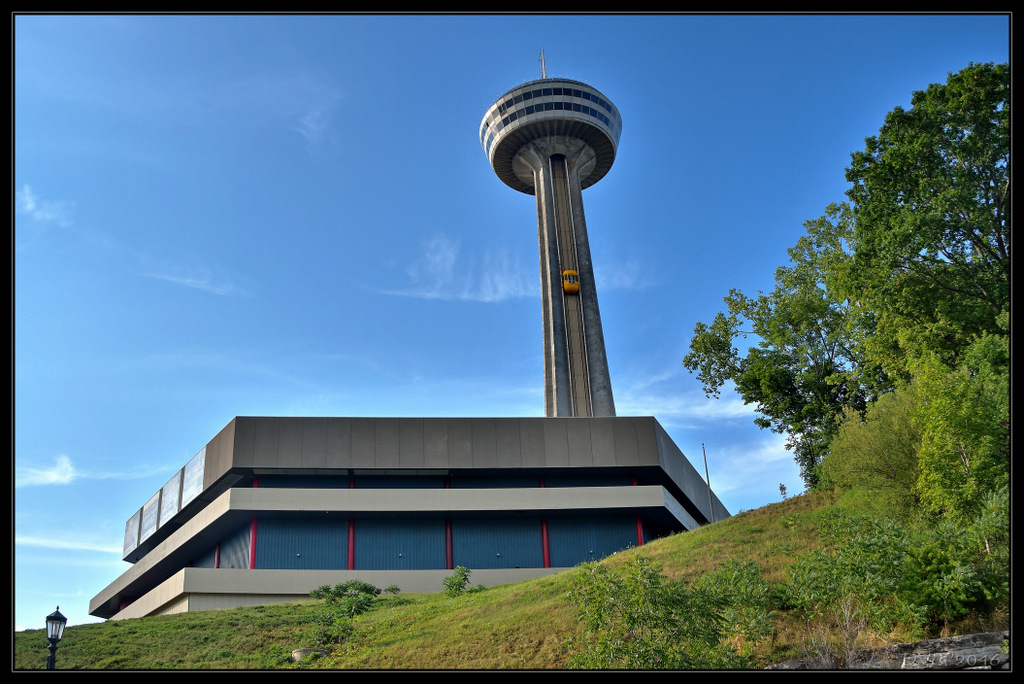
481, 78, 621, 417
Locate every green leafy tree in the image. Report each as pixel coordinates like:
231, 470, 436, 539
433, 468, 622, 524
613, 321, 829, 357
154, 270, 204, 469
684, 205, 877, 488
686, 63, 1008, 490
964, 484, 1010, 605
789, 512, 926, 665
693, 560, 779, 658
566, 556, 742, 669
819, 385, 922, 513
843, 62, 1009, 378
910, 318, 1009, 521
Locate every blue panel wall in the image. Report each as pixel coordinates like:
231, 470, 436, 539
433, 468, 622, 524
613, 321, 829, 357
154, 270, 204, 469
219, 524, 251, 569
547, 515, 639, 567
354, 519, 446, 570
452, 518, 544, 569
254, 518, 348, 570
191, 545, 217, 568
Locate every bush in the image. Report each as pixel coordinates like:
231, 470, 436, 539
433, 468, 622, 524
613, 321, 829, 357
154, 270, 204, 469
566, 556, 744, 669
694, 560, 779, 657
442, 566, 472, 597
308, 580, 383, 648
310, 580, 381, 618
788, 511, 926, 665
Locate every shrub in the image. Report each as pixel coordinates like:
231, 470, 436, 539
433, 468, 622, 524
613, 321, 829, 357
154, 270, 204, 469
788, 512, 926, 665
442, 566, 472, 597
308, 580, 383, 648
566, 556, 743, 669
694, 560, 778, 657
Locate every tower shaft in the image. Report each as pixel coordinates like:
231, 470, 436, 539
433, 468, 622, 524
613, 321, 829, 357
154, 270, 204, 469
525, 143, 615, 417
481, 77, 621, 417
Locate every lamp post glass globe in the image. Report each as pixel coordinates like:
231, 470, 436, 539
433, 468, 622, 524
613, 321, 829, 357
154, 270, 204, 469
45, 607, 67, 669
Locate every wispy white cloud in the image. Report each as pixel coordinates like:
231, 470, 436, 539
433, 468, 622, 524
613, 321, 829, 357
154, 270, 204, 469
14, 535, 122, 555
596, 255, 652, 292
617, 389, 755, 424
15, 184, 75, 228
141, 268, 250, 297
707, 433, 798, 497
614, 364, 756, 425
208, 68, 342, 145
16, 455, 77, 487
17, 183, 249, 297
380, 233, 536, 303
292, 99, 339, 144
15, 455, 169, 488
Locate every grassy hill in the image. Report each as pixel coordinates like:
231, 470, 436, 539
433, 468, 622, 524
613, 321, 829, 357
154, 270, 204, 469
13, 489, 1003, 670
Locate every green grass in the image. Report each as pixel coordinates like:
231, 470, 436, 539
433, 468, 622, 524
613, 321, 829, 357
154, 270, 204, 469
12, 490, 1004, 670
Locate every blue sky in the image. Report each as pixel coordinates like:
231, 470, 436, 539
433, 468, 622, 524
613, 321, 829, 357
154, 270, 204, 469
14, 13, 1009, 631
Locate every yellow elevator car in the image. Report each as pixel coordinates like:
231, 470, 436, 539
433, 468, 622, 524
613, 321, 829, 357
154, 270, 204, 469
562, 269, 579, 294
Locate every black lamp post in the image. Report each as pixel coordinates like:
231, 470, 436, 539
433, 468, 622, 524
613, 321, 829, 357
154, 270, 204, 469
45, 606, 67, 670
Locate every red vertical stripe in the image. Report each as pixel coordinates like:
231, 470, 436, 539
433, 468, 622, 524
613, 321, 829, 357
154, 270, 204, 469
541, 518, 550, 567
347, 519, 355, 570
445, 520, 453, 569
635, 516, 644, 546
214, 542, 221, 569
347, 476, 356, 570
445, 476, 453, 568
539, 478, 550, 566
248, 477, 259, 569
248, 519, 257, 569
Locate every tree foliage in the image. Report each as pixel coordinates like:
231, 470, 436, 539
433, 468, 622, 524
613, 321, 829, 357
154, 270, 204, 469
692, 560, 779, 658
684, 205, 877, 487
843, 62, 1009, 377
685, 62, 1008, 492
442, 565, 473, 597
788, 499, 1009, 645
819, 385, 922, 513
910, 317, 1009, 521
308, 580, 383, 648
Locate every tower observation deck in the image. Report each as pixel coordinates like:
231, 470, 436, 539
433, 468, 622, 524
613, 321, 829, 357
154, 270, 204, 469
480, 77, 621, 417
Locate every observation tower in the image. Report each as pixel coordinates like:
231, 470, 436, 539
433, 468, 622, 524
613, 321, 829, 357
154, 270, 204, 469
89, 65, 731, 624
480, 63, 621, 418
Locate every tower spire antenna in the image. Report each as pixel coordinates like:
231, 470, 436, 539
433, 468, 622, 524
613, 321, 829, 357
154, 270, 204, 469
539, 49, 547, 79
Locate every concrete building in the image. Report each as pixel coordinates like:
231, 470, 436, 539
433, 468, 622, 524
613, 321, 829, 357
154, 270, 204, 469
90, 416, 729, 620
89, 72, 730, 621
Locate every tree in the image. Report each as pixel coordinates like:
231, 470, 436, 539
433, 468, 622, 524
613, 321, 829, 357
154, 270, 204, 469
684, 205, 878, 488
442, 566, 472, 597
843, 62, 1009, 378
911, 318, 1009, 521
819, 385, 922, 514
685, 63, 1008, 489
